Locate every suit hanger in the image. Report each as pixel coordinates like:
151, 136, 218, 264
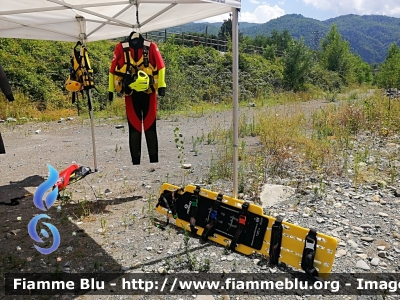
74, 40, 82, 50
129, 31, 143, 46
131, 1, 142, 41
131, 32, 140, 39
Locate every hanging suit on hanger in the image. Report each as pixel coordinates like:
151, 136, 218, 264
108, 32, 166, 165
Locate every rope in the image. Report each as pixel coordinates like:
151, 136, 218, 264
134, 0, 141, 29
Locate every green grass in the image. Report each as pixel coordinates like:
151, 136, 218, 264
205, 88, 400, 196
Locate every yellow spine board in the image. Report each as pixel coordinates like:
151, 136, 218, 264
156, 183, 338, 278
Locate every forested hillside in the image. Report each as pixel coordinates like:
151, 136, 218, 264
241, 14, 327, 50
169, 23, 220, 35
242, 14, 400, 63
168, 21, 257, 35
175, 14, 400, 64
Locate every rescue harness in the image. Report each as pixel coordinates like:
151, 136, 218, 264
65, 41, 97, 103
113, 40, 159, 95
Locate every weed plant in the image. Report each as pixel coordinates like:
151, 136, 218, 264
207, 89, 400, 198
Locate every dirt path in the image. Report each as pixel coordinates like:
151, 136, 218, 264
0, 97, 338, 199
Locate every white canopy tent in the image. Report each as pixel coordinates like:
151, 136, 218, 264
0, 0, 241, 197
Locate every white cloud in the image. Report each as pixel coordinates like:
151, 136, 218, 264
240, 11, 259, 23
250, 0, 260, 4
302, 0, 400, 17
240, 4, 285, 23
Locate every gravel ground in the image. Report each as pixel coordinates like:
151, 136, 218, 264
0, 95, 399, 300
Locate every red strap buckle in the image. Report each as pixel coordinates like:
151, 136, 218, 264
238, 215, 246, 225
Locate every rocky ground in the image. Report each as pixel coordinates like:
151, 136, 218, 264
0, 96, 399, 300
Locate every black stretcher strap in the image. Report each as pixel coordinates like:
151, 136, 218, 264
269, 216, 283, 265
123, 44, 133, 94
189, 186, 200, 236
229, 201, 250, 251
143, 43, 150, 68
170, 189, 178, 219
201, 193, 223, 241
162, 195, 173, 227
301, 228, 319, 276
156, 188, 181, 230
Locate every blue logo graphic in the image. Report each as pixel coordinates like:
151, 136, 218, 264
28, 164, 61, 255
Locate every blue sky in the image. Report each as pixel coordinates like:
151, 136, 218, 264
201, 0, 400, 23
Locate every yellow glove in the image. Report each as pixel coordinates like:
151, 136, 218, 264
128, 71, 149, 92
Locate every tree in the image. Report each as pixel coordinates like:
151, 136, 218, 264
376, 43, 400, 88
386, 42, 400, 60
319, 24, 354, 85
352, 55, 373, 85
282, 38, 314, 91
218, 16, 243, 42
269, 29, 293, 56
253, 35, 269, 48
218, 18, 232, 40
263, 45, 276, 61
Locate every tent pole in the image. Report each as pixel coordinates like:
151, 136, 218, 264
78, 15, 98, 172
87, 89, 98, 172
232, 8, 239, 199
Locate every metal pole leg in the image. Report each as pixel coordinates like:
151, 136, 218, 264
87, 89, 98, 172
232, 8, 239, 199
